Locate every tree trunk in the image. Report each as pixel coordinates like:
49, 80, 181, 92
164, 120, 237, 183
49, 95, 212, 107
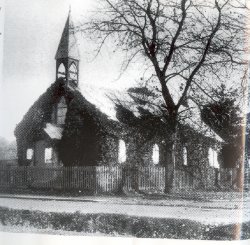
164, 119, 177, 194
131, 166, 139, 193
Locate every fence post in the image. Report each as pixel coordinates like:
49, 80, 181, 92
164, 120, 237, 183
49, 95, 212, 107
95, 166, 98, 195
215, 168, 219, 188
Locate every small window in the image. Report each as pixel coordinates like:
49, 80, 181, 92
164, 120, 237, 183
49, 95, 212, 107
208, 148, 219, 168
57, 63, 66, 78
183, 147, 188, 166
26, 149, 33, 160
118, 140, 126, 163
45, 148, 53, 164
152, 144, 159, 165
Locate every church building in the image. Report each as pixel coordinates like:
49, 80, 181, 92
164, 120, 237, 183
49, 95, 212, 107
14, 11, 223, 188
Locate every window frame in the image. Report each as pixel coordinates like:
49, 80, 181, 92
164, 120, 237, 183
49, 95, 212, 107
69, 62, 78, 81
183, 147, 188, 166
152, 144, 160, 165
26, 148, 34, 160
118, 139, 126, 163
208, 147, 219, 168
57, 63, 66, 78
56, 96, 67, 125
45, 147, 53, 164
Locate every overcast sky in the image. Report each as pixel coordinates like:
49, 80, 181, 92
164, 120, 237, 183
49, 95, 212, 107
0, 0, 144, 141
0, 0, 248, 141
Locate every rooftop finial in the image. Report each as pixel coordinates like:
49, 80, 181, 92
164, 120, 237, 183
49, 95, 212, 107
69, 5, 71, 14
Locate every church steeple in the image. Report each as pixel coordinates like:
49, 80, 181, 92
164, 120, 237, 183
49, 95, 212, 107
55, 8, 80, 88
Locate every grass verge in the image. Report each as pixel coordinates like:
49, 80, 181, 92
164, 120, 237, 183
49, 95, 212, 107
0, 207, 249, 240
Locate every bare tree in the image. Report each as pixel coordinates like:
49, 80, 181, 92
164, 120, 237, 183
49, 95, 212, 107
84, 0, 248, 192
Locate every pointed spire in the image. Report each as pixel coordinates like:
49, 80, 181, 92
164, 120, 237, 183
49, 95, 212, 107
55, 9, 80, 60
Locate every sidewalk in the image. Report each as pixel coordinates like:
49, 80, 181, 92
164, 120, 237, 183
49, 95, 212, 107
0, 192, 248, 208
0, 192, 249, 209
0, 193, 249, 225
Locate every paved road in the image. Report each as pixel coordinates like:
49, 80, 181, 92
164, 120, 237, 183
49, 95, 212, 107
0, 195, 249, 225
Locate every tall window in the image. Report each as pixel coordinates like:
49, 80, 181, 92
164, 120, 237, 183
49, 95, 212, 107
152, 144, 159, 165
69, 63, 78, 83
57, 63, 66, 78
208, 148, 219, 168
57, 96, 67, 125
26, 148, 34, 160
183, 147, 188, 166
45, 148, 53, 164
118, 140, 126, 163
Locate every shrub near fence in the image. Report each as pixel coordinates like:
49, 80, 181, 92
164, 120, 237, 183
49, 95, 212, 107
0, 165, 241, 194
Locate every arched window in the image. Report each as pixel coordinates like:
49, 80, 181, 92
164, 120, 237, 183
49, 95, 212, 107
69, 63, 78, 81
152, 144, 159, 165
118, 140, 126, 163
57, 63, 66, 78
208, 148, 219, 168
57, 96, 67, 125
183, 147, 188, 166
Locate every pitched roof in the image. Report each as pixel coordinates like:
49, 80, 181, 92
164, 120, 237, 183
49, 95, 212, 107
14, 79, 118, 139
15, 77, 223, 144
55, 10, 80, 60
86, 87, 224, 143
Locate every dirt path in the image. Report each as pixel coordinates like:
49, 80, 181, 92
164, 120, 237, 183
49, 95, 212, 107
0, 194, 249, 225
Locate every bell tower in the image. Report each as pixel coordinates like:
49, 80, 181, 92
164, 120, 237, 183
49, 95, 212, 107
55, 8, 80, 89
